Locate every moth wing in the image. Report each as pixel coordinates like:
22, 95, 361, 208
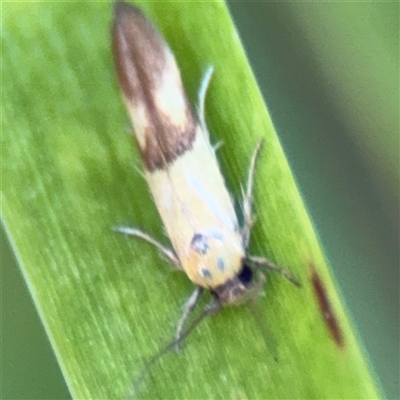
112, 3, 197, 172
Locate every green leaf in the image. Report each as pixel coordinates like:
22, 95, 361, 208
2, 1, 380, 398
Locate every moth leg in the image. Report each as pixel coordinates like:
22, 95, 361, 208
213, 140, 224, 153
113, 226, 181, 269
246, 255, 301, 287
175, 286, 203, 351
197, 65, 214, 135
241, 140, 265, 249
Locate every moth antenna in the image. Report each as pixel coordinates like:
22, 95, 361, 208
246, 256, 301, 287
127, 298, 221, 398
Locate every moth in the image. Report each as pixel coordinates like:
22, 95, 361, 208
112, 1, 299, 350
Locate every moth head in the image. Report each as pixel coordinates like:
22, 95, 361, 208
212, 261, 266, 306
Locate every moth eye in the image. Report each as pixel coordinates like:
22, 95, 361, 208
238, 265, 253, 285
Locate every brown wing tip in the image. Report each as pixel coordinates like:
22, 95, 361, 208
113, 1, 150, 32
112, 1, 149, 101
112, 2, 156, 47
114, 1, 142, 21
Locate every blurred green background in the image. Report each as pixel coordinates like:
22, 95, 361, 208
2, 1, 398, 399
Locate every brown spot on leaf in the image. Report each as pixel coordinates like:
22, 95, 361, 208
310, 264, 344, 348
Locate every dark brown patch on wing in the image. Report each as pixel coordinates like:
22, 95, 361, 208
143, 112, 197, 171
112, 2, 197, 171
310, 264, 345, 348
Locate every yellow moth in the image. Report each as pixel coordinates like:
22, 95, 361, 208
112, 1, 299, 351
